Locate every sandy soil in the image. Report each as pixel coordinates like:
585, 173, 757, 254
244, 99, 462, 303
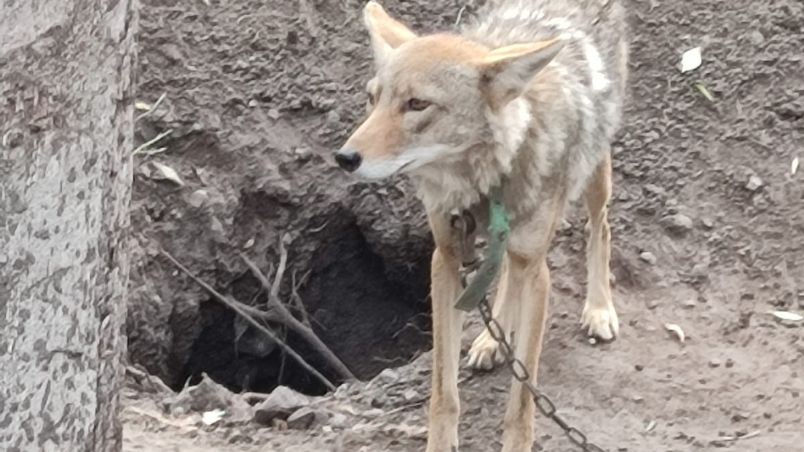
124, 0, 804, 451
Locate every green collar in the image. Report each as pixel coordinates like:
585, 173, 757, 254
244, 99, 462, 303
454, 186, 511, 311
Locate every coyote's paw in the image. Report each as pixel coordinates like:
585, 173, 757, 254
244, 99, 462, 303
466, 329, 506, 370
580, 302, 619, 341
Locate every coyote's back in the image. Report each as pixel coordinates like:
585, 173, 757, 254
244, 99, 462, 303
466, 0, 628, 135
458, 0, 628, 203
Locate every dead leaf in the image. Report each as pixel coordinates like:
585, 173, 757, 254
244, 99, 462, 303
133, 129, 172, 155
149, 162, 184, 186
694, 82, 715, 102
792, 157, 799, 176
768, 311, 803, 322
679, 47, 702, 73
135, 101, 152, 111
664, 323, 686, 342
201, 409, 226, 426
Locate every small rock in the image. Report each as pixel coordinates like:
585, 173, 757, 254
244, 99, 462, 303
293, 146, 313, 160
662, 214, 694, 235
165, 374, 253, 422
401, 389, 419, 403
725, 358, 735, 368
632, 395, 644, 403
372, 368, 400, 385
334, 384, 351, 399
745, 175, 763, 192
639, 251, 657, 265
635, 364, 644, 372
329, 412, 349, 429
272, 419, 288, 431
730, 412, 749, 423
709, 359, 722, 368
187, 189, 209, 208
287, 407, 318, 430
681, 299, 697, 309
254, 386, 310, 426
701, 218, 714, 229
325, 110, 341, 125
749, 30, 764, 45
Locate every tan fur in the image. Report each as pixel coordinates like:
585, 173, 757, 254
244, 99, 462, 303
338, 2, 627, 450
580, 153, 618, 339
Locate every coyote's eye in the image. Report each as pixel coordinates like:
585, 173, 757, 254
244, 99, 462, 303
405, 98, 431, 112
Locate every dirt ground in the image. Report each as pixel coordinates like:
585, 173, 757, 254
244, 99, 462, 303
123, 0, 804, 451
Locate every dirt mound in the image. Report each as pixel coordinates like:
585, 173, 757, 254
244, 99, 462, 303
125, 0, 804, 451
128, 0, 440, 394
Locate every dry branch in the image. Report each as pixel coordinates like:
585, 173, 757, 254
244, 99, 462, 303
239, 238, 356, 381
161, 250, 338, 392
290, 270, 314, 329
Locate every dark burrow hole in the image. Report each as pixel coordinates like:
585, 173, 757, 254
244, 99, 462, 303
178, 222, 432, 396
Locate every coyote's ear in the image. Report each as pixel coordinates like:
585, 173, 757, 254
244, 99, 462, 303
363, 1, 417, 66
475, 38, 564, 107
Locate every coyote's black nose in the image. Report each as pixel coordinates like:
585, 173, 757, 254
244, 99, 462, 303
335, 149, 362, 172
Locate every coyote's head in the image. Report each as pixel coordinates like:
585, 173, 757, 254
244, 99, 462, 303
335, 1, 562, 179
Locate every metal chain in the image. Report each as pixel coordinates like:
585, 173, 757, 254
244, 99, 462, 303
476, 298, 607, 452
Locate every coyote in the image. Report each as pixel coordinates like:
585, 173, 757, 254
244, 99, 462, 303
335, 0, 627, 450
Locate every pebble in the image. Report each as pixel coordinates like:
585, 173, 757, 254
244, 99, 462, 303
701, 217, 714, 229
287, 407, 318, 430
329, 412, 348, 429
662, 214, 694, 235
709, 358, 722, 368
681, 299, 697, 309
372, 368, 400, 385
253, 386, 310, 426
745, 175, 764, 191
402, 389, 419, 403
639, 251, 658, 265
643, 183, 666, 197
730, 412, 749, 423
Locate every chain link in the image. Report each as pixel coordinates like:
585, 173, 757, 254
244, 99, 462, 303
477, 297, 607, 452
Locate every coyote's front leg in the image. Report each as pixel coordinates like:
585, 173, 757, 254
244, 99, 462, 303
426, 214, 465, 452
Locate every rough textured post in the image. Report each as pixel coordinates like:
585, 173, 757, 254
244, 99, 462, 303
0, 1, 137, 451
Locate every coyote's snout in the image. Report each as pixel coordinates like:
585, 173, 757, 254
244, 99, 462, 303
337, 0, 628, 450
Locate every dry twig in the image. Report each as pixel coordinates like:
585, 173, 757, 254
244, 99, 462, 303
290, 269, 314, 329
161, 250, 338, 392
239, 238, 356, 381
135, 92, 167, 122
